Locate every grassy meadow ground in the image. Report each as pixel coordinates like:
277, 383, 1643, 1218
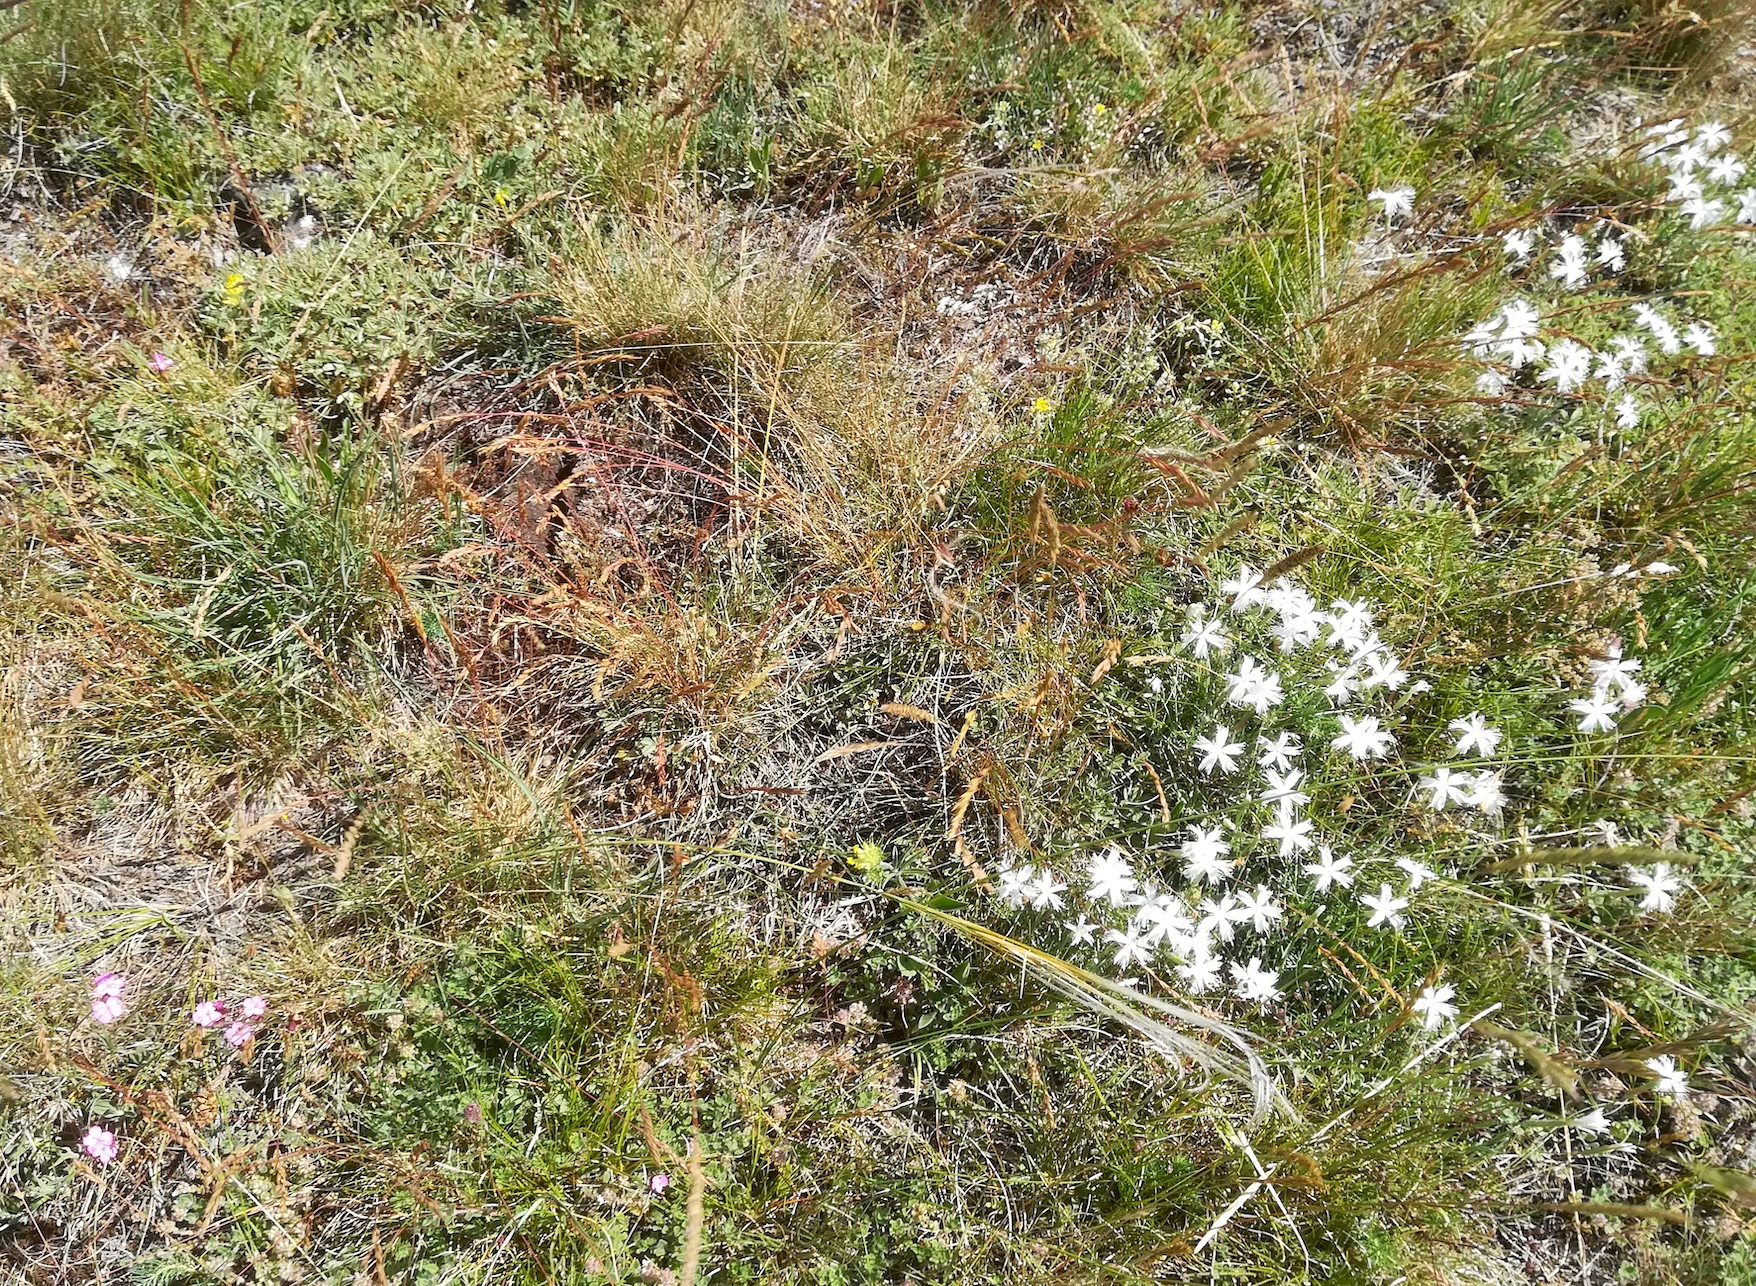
3, 0, 1756, 1281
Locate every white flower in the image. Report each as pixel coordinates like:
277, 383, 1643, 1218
1361, 883, 1410, 930
1182, 607, 1232, 659
1106, 922, 1154, 970
1739, 189, 1756, 224
1707, 154, 1746, 185
1670, 141, 1709, 173
1697, 122, 1733, 150
1411, 983, 1458, 1030
1448, 712, 1502, 758
1569, 694, 1619, 733
1639, 120, 1689, 158
1233, 885, 1281, 935
1644, 1054, 1689, 1098
1417, 767, 1471, 811
1475, 368, 1509, 397
1683, 322, 1716, 356
1065, 914, 1098, 946
1256, 731, 1301, 773
1225, 657, 1284, 714
1323, 662, 1362, 704
1681, 197, 1724, 230
1137, 891, 1194, 948
1632, 303, 1683, 355
1669, 171, 1705, 202
104, 254, 134, 283
1538, 339, 1592, 393
1500, 298, 1541, 341
1220, 565, 1268, 611
1613, 394, 1640, 430
1175, 950, 1225, 994
1028, 869, 1068, 911
1086, 846, 1139, 907
1616, 678, 1647, 710
1628, 863, 1681, 914
1596, 236, 1626, 272
1331, 714, 1395, 761
1608, 334, 1649, 375
1361, 648, 1410, 692
1303, 846, 1354, 893
1180, 825, 1234, 885
1548, 235, 1590, 288
1229, 956, 1282, 1004
995, 861, 1037, 907
1368, 186, 1415, 221
1259, 767, 1309, 812
1262, 815, 1315, 858
1570, 1106, 1612, 1135
1395, 857, 1440, 890
1467, 770, 1507, 814
1197, 894, 1238, 944
1194, 724, 1246, 776
1325, 600, 1375, 652
1502, 229, 1536, 263
1588, 648, 1642, 694
1270, 606, 1327, 653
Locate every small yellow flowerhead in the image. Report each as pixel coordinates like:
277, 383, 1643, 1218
1033, 397, 1054, 415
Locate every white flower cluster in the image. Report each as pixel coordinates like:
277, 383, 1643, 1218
1639, 119, 1756, 230
1567, 644, 1645, 733
1462, 119, 1740, 422
981, 555, 1695, 1045
986, 566, 1507, 1030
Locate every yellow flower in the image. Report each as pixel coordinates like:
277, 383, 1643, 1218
1033, 397, 1054, 415
223, 272, 246, 302
1092, 103, 1108, 117
493, 186, 511, 208
1030, 138, 1044, 151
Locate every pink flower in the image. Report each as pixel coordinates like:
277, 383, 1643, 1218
240, 995, 267, 1020
89, 973, 128, 1024
81, 1126, 118, 1165
223, 1021, 255, 1048
649, 1172, 672, 1195
147, 350, 174, 373
192, 1000, 226, 1029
